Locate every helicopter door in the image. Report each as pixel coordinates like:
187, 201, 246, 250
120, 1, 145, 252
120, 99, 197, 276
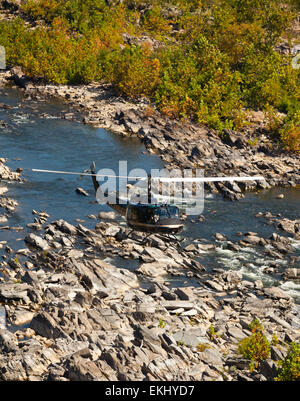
127, 205, 156, 225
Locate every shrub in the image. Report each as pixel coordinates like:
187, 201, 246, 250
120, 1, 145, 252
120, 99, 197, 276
142, 4, 171, 38
108, 46, 160, 98
157, 319, 166, 328
238, 319, 271, 370
280, 121, 300, 152
197, 343, 211, 352
264, 104, 300, 152
208, 325, 217, 341
275, 342, 300, 381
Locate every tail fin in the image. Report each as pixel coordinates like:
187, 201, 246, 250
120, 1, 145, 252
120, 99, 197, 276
90, 161, 99, 192
89, 161, 127, 216
90, 161, 96, 173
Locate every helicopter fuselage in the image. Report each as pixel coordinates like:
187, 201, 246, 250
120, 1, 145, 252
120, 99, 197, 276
125, 203, 183, 234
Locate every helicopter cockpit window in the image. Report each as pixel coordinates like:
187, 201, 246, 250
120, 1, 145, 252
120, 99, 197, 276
128, 205, 180, 224
154, 206, 180, 221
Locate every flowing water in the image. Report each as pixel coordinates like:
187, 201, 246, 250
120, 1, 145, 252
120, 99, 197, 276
0, 87, 299, 302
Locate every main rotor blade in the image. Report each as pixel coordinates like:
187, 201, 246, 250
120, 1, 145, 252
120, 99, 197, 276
31, 168, 146, 179
32, 169, 264, 183
156, 176, 265, 183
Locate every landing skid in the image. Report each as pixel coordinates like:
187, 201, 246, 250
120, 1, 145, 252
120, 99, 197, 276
125, 230, 183, 246
125, 230, 154, 245
159, 233, 184, 245
165, 234, 184, 243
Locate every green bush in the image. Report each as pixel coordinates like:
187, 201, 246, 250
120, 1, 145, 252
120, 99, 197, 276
275, 342, 300, 381
238, 319, 271, 370
105, 46, 161, 98
280, 111, 300, 152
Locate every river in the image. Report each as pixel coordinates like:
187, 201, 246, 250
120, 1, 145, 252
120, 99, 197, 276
0, 86, 299, 302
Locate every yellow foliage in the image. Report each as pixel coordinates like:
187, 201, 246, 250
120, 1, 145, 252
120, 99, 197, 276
281, 125, 300, 152
112, 49, 160, 98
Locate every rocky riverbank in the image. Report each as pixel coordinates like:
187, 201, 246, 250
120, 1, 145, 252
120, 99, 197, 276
0, 158, 21, 222
1, 67, 300, 202
0, 210, 299, 381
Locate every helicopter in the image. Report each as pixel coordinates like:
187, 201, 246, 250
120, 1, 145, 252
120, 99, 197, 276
89, 162, 184, 236
32, 163, 265, 240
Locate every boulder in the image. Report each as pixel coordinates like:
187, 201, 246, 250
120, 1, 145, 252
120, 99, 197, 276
0, 329, 18, 352
65, 355, 108, 381
0, 186, 8, 195
260, 359, 278, 380
98, 211, 117, 220
284, 268, 300, 280
143, 247, 180, 266
54, 220, 77, 235
30, 311, 70, 340
242, 297, 273, 315
242, 235, 261, 245
198, 348, 223, 368
0, 283, 31, 303
25, 233, 50, 251
215, 233, 227, 241
160, 300, 195, 310
263, 286, 292, 301
136, 262, 167, 278
277, 219, 297, 235
10, 66, 30, 88
172, 327, 207, 347
104, 225, 121, 237
10, 308, 35, 326
205, 280, 224, 292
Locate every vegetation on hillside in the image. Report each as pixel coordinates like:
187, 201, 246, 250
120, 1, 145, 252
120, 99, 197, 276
0, 0, 299, 150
